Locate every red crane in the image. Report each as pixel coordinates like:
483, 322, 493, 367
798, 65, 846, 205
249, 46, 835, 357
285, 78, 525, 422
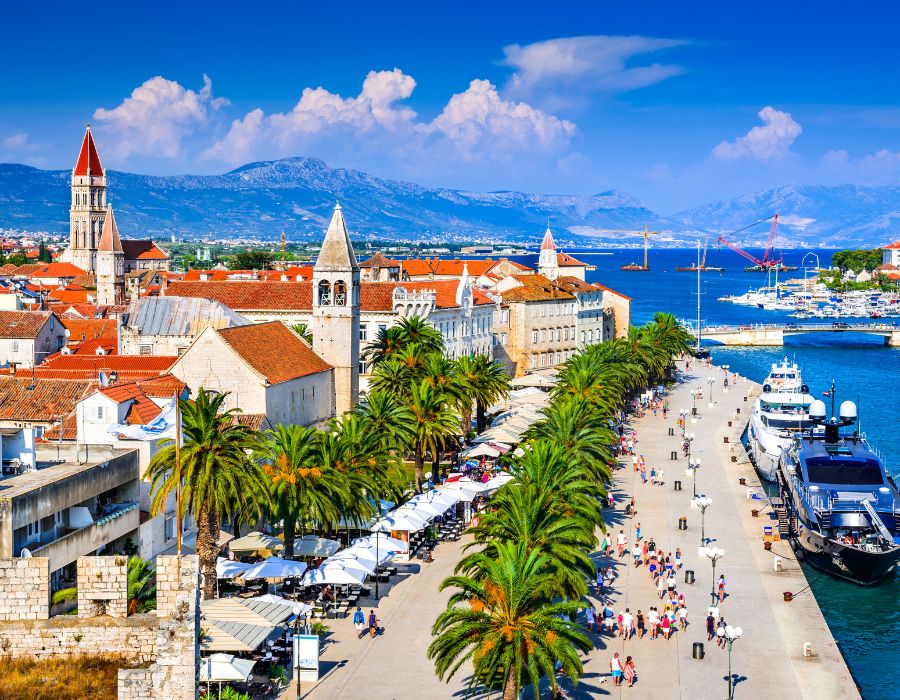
717, 214, 782, 270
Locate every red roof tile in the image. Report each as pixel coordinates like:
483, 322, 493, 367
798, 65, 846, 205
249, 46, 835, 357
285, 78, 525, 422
61, 317, 118, 342
181, 267, 312, 282
215, 322, 332, 384
25, 354, 176, 380
0, 311, 55, 339
121, 240, 169, 260
882, 241, 900, 250
557, 252, 587, 267
0, 377, 96, 422
592, 282, 631, 301
30, 262, 87, 279
73, 126, 104, 177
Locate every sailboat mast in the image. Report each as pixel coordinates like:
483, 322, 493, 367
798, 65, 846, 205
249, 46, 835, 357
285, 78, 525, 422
644, 224, 650, 270
696, 239, 702, 352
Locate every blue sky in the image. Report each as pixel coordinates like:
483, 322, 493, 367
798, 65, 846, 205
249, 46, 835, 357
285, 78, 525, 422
2, 0, 899, 212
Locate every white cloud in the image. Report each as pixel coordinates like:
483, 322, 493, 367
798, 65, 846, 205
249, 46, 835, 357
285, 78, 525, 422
0, 131, 46, 165
712, 106, 802, 161
94, 75, 228, 160
502, 35, 685, 103
204, 70, 576, 170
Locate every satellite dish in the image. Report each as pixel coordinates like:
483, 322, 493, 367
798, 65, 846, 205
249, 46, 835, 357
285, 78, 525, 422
808, 400, 827, 421
839, 401, 857, 422
20, 548, 33, 558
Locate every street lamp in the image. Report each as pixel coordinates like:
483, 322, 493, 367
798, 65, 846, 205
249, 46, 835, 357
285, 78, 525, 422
699, 545, 724, 607
707, 376, 715, 407
724, 624, 743, 699
684, 432, 695, 460
690, 388, 701, 415
692, 495, 712, 546
688, 457, 701, 497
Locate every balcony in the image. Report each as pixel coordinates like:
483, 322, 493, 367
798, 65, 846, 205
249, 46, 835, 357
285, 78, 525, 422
29, 502, 140, 572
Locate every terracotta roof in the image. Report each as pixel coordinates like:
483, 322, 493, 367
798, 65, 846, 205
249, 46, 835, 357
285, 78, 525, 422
540, 227, 555, 251
24, 354, 176, 380
59, 337, 117, 357
72, 273, 96, 287
230, 413, 268, 431
0, 311, 54, 339
61, 317, 118, 342
0, 377, 96, 422
121, 240, 169, 260
360, 252, 400, 268
876, 263, 899, 271
0, 264, 18, 276
882, 241, 900, 250
13, 264, 44, 277
501, 274, 575, 303
60, 303, 101, 319
554, 276, 600, 293
215, 322, 332, 384
30, 262, 87, 279
98, 206, 124, 253
181, 267, 312, 282
48, 288, 90, 304
41, 413, 78, 441
73, 126, 104, 177
557, 252, 587, 267
401, 258, 498, 278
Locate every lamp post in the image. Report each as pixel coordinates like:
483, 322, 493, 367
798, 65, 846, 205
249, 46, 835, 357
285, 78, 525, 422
684, 432, 695, 461
699, 545, 724, 607
688, 457, 701, 497
724, 624, 743, 699
707, 376, 715, 407
692, 495, 712, 546
691, 388, 701, 415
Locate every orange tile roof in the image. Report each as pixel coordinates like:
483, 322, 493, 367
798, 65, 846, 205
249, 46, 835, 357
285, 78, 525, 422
0, 377, 96, 422
400, 258, 498, 277
48, 288, 90, 304
121, 240, 169, 260
215, 321, 332, 384
14, 264, 44, 277
0, 310, 54, 338
359, 252, 401, 268
73, 126, 104, 177
181, 267, 313, 282
25, 354, 176, 380
592, 282, 632, 301
63, 337, 117, 356
557, 252, 587, 267
30, 262, 87, 279
61, 317, 118, 342
501, 274, 575, 303
882, 241, 900, 250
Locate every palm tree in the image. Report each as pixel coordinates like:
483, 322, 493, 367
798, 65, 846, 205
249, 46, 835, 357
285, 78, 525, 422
367, 358, 416, 401
363, 325, 405, 366
127, 556, 157, 614
393, 315, 444, 356
407, 381, 459, 492
147, 389, 268, 599
455, 355, 511, 434
354, 390, 415, 451
429, 541, 591, 700
290, 323, 313, 344
258, 424, 343, 558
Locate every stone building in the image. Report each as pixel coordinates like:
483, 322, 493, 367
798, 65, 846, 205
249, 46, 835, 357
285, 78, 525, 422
168, 321, 335, 427
310, 204, 360, 415
96, 205, 126, 306
0, 310, 67, 369
537, 225, 593, 281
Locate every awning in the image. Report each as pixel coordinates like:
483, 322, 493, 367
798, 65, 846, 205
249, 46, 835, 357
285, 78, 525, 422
215, 557, 252, 580
202, 597, 294, 627
201, 620, 278, 652
463, 443, 501, 458
199, 653, 256, 683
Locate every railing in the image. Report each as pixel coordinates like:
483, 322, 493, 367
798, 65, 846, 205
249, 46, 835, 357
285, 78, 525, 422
682, 320, 900, 336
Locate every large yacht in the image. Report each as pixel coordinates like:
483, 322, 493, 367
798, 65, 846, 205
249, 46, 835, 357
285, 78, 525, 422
748, 358, 812, 480
777, 395, 900, 586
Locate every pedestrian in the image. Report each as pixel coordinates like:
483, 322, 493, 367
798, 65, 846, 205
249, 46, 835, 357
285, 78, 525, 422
617, 530, 627, 557
608, 492, 615, 508
657, 469, 665, 485
368, 609, 379, 638
610, 652, 623, 686
642, 541, 649, 566
635, 522, 642, 542
716, 618, 727, 648
657, 576, 666, 599
596, 567, 604, 594
632, 454, 639, 471
352, 606, 366, 638
622, 608, 634, 640
675, 547, 683, 569
640, 467, 648, 484
667, 571, 677, 593
600, 533, 610, 556
617, 611, 624, 638
649, 468, 656, 486
604, 605, 616, 635
661, 613, 671, 640
584, 604, 595, 633
649, 607, 659, 640
678, 606, 688, 630
627, 439, 634, 455
636, 609, 646, 639
633, 545, 641, 568
648, 556, 658, 580
706, 611, 716, 641
624, 656, 636, 687
718, 575, 726, 603
629, 497, 637, 518
647, 538, 656, 556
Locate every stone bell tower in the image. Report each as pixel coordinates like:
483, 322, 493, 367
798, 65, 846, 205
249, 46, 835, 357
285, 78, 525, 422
538, 224, 559, 280
311, 204, 360, 415
63, 125, 107, 273
95, 205, 125, 306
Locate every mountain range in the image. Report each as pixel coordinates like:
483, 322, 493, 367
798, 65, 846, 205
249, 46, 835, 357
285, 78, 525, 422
0, 157, 898, 248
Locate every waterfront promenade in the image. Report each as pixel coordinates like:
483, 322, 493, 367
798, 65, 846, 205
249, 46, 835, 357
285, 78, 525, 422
282, 360, 858, 700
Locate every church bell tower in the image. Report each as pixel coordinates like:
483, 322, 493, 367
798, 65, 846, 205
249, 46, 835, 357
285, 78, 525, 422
311, 204, 360, 415
95, 205, 125, 306
64, 125, 107, 273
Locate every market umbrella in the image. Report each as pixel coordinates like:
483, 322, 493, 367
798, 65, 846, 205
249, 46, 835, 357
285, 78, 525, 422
293, 534, 342, 557
302, 564, 365, 587
200, 654, 256, 689
241, 557, 307, 581
406, 500, 446, 519
463, 443, 501, 458
352, 534, 409, 553
216, 557, 253, 579
345, 543, 395, 565
322, 555, 374, 576
229, 531, 283, 556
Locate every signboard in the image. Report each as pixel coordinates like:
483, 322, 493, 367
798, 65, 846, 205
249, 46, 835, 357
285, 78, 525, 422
293, 634, 319, 682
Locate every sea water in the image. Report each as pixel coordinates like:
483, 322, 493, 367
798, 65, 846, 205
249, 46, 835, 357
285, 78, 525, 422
510, 246, 897, 699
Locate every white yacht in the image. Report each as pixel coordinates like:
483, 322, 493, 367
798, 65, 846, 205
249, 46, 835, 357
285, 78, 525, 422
748, 358, 813, 480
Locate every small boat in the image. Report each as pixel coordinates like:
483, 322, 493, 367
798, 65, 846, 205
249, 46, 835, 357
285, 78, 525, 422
777, 390, 900, 586
620, 263, 649, 271
675, 264, 725, 272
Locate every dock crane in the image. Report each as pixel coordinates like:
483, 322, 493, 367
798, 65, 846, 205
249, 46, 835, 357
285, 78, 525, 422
717, 214, 790, 271
593, 225, 660, 271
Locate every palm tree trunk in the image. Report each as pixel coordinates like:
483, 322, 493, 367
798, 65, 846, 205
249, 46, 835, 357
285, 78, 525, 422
283, 515, 296, 559
476, 400, 487, 434
196, 506, 219, 600
414, 449, 425, 494
502, 664, 518, 700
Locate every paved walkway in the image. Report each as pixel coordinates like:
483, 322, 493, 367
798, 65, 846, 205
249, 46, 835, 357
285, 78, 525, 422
280, 359, 859, 700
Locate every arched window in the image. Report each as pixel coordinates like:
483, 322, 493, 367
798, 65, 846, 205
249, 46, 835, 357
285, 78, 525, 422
318, 280, 331, 306
333, 280, 347, 306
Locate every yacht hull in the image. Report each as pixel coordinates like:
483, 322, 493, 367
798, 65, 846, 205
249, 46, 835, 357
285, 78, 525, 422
792, 527, 900, 586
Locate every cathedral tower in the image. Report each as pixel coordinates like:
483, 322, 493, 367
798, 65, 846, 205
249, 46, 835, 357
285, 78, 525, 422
311, 204, 360, 415
95, 205, 125, 306
64, 125, 107, 273
538, 225, 559, 280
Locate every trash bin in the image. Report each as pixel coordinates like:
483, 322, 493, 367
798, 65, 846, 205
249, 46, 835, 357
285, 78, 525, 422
678, 516, 687, 531
674, 480, 682, 491
736, 407, 741, 414
685, 569, 695, 584
692, 642, 705, 659
671, 450, 678, 460
668, 427, 674, 436
723, 436, 729, 443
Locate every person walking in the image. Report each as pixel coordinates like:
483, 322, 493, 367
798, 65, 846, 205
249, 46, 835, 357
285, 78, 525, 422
678, 605, 688, 631
584, 604, 595, 633
718, 574, 726, 604
636, 609, 646, 639
642, 541, 649, 566
649, 467, 656, 486
657, 575, 667, 599
610, 652, 623, 686
622, 608, 634, 640
635, 523, 642, 542
632, 544, 641, 568
640, 467, 648, 485
716, 618, 727, 648
368, 609, 379, 638
661, 613, 671, 640
596, 567, 605, 594
706, 611, 716, 641
352, 606, 366, 639
617, 530, 627, 557
648, 607, 659, 640
624, 656, 636, 687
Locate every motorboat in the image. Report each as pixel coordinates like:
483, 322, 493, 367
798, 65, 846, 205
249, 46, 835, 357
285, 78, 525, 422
760, 356, 805, 394
748, 388, 814, 481
777, 392, 900, 585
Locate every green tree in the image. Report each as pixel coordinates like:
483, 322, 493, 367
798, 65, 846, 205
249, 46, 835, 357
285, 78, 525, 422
429, 542, 591, 700
290, 323, 313, 344
147, 389, 268, 599
454, 355, 511, 434
228, 250, 274, 270
127, 556, 157, 614
407, 381, 459, 492
37, 240, 52, 263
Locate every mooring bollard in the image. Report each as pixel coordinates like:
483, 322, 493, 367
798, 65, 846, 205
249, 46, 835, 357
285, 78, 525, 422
668, 427, 674, 436
723, 436, 729, 443
674, 480, 682, 491
692, 642, 705, 659
678, 516, 687, 530
671, 450, 678, 460
736, 407, 741, 414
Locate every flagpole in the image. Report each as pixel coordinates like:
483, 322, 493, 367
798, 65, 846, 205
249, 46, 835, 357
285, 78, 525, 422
175, 392, 183, 557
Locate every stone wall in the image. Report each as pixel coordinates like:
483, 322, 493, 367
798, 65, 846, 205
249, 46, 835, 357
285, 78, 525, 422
0, 557, 49, 621
78, 555, 129, 618
0, 614, 157, 661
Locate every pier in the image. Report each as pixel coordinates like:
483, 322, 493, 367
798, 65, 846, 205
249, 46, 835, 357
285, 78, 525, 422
686, 321, 900, 346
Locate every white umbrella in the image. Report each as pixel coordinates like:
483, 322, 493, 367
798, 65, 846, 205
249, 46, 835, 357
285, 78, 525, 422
216, 557, 252, 579
199, 653, 256, 682
302, 564, 365, 587
241, 557, 308, 581
393, 507, 431, 526
463, 443, 501, 458
341, 543, 394, 565
441, 486, 476, 503
418, 489, 460, 509
252, 594, 312, 618
229, 531, 283, 555
406, 500, 446, 518
371, 513, 426, 533
293, 534, 342, 557
484, 473, 515, 491
323, 555, 374, 576
352, 534, 409, 553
